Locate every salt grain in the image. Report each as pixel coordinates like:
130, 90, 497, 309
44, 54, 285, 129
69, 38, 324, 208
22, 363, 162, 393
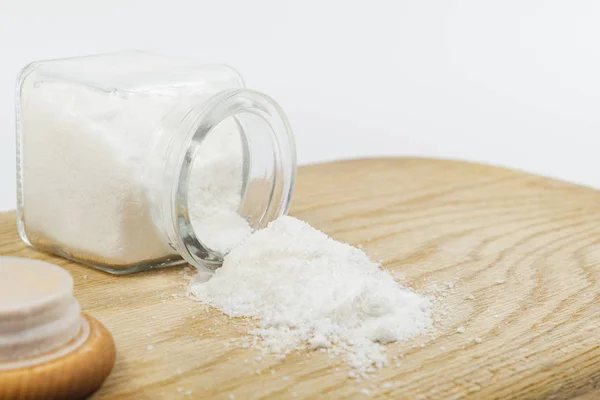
456, 326, 466, 334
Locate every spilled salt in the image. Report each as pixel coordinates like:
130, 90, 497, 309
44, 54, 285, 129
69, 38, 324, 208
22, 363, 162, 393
188, 216, 431, 373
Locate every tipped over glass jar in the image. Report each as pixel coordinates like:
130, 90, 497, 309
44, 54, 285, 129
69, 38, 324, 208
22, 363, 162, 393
16, 51, 296, 274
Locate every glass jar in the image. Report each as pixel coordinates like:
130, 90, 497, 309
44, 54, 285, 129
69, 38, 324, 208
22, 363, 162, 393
16, 51, 296, 274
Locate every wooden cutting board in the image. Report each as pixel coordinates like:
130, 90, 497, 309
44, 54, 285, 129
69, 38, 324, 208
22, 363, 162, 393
1, 158, 600, 400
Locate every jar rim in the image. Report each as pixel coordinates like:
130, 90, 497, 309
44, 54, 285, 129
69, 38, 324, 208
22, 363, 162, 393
164, 89, 297, 271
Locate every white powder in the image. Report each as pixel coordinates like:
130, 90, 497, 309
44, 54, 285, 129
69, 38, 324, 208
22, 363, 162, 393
189, 216, 432, 373
21, 81, 250, 266
187, 120, 251, 254
21, 82, 175, 265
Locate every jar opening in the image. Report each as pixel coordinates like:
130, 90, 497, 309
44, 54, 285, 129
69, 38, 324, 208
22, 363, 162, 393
169, 89, 296, 270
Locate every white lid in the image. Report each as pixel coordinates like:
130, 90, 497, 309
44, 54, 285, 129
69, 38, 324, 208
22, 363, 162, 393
0, 257, 83, 362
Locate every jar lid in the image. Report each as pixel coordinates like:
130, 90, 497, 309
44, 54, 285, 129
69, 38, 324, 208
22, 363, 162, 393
0, 257, 82, 363
0, 257, 116, 399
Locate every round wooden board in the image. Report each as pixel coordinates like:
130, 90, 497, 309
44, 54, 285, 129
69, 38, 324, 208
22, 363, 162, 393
1, 158, 600, 399
0, 314, 116, 400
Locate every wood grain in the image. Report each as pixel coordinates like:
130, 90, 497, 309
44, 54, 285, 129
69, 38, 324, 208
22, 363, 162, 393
1, 158, 600, 399
0, 314, 116, 400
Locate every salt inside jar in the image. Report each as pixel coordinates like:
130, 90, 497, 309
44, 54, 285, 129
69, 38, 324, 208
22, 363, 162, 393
16, 51, 296, 274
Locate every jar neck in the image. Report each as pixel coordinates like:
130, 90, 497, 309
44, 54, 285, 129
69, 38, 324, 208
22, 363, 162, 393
152, 89, 296, 271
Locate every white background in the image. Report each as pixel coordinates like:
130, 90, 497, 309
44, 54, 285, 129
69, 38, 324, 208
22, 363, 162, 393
1, 0, 599, 211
